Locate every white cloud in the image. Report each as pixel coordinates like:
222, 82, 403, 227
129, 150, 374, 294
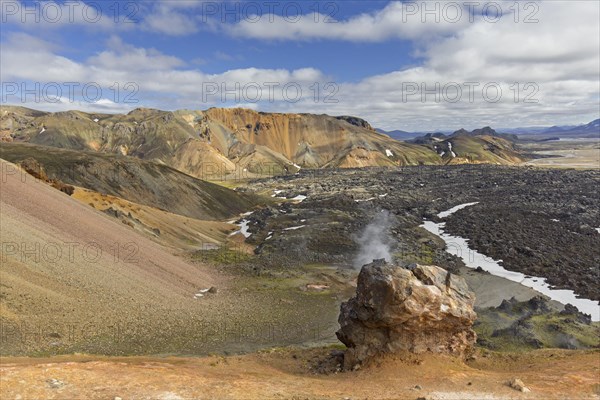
226, 1, 471, 42
0, 33, 330, 111
13, 97, 134, 114
139, 0, 221, 36
89, 36, 185, 72
214, 51, 236, 61
142, 3, 200, 36
0, 33, 87, 82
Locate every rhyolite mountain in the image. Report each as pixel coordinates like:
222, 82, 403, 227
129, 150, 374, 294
1, 106, 526, 177
409, 127, 524, 165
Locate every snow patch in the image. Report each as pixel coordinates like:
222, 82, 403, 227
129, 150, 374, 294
385, 149, 394, 157
422, 205, 600, 321
39, 127, 46, 134
284, 225, 305, 231
229, 219, 252, 238
93, 118, 99, 123
437, 202, 479, 218
448, 142, 456, 157
290, 194, 307, 202
238, 220, 252, 238
272, 190, 307, 202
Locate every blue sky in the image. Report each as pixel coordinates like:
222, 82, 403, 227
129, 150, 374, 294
1, 0, 599, 131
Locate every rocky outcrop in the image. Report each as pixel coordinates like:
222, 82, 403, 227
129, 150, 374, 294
336, 260, 476, 369
335, 115, 374, 131
19, 158, 75, 196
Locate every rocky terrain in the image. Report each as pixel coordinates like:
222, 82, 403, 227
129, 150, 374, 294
1, 145, 599, 400
1, 132, 598, 399
475, 296, 599, 351
4, 151, 597, 358
243, 165, 600, 303
337, 260, 477, 369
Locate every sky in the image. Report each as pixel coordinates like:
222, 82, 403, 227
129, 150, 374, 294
1, 0, 599, 131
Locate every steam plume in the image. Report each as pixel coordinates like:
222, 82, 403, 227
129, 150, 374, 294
353, 210, 395, 268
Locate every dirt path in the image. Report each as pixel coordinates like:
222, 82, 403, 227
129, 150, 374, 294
1, 349, 598, 399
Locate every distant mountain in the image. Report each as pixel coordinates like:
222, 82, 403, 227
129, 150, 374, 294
499, 126, 551, 134
412, 126, 518, 143
541, 119, 600, 138
375, 128, 418, 141
408, 126, 525, 165
500, 119, 599, 138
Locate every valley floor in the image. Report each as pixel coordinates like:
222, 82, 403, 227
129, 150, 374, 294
520, 139, 600, 169
1, 348, 598, 399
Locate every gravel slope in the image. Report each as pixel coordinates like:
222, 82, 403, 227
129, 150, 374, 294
1, 160, 340, 356
0, 159, 218, 352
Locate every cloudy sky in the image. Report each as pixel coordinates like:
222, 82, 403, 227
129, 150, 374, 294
1, 0, 599, 131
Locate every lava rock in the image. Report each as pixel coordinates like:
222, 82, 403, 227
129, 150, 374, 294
336, 260, 477, 370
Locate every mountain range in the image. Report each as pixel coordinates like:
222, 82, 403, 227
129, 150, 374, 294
533, 119, 600, 138
1, 106, 527, 178
378, 119, 600, 140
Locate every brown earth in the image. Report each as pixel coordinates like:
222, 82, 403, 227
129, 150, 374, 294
0, 349, 598, 399
71, 187, 235, 251
0, 159, 215, 320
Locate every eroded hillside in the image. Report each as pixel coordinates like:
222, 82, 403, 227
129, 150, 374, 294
1, 106, 526, 179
